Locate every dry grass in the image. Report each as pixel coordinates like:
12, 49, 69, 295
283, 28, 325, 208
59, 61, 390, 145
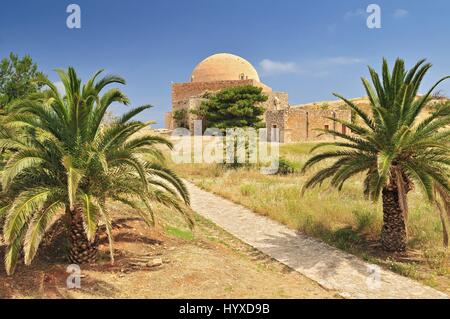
168, 142, 450, 294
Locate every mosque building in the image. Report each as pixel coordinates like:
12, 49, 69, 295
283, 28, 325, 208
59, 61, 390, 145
165, 53, 353, 142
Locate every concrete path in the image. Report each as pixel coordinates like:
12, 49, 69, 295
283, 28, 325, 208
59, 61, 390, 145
185, 181, 448, 299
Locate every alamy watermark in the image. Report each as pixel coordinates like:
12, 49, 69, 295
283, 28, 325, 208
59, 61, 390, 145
366, 264, 382, 290
66, 4, 81, 29
63, 4, 382, 30
367, 4, 382, 29
66, 264, 82, 289
171, 121, 280, 174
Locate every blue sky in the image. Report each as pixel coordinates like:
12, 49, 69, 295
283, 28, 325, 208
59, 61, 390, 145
1, 0, 450, 127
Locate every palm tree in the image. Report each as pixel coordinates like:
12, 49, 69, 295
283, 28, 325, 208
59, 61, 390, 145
302, 59, 450, 252
0, 68, 191, 274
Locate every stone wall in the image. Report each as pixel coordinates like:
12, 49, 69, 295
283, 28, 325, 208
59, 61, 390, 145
172, 79, 258, 103
169, 97, 206, 134
265, 109, 287, 142
169, 79, 286, 132
264, 92, 289, 112
164, 112, 173, 130
307, 109, 351, 141
285, 110, 308, 142
266, 107, 352, 143
186, 98, 206, 133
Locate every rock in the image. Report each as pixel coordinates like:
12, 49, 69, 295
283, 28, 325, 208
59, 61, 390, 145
147, 258, 163, 268
129, 261, 147, 268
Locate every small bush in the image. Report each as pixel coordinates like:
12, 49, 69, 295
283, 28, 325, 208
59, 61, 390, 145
173, 109, 188, 128
387, 260, 421, 279
424, 249, 448, 272
333, 227, 361, 250
352, 209, 377, 232
240, 184, 257, 196
276, 158, 297, 175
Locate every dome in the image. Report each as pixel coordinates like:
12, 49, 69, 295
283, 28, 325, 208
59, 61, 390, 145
191, 53, 260, 83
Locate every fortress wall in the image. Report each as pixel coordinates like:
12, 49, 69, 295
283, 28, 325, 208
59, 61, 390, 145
164, 112, 173, 130
265, 109, 287, 142
307, 110, 340, 140
187, 98, 206, 133
172, 80, 256, 103
307, 109, 352, 141
170, 98, 206, 132
266, 108, 352, 143
285, 110, 308, 142
264, 92, 289, 112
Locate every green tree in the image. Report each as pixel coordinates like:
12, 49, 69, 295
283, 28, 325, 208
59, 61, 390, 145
0, 68, 191, 274
192, 85, 268, 130
302, 58, 450, 252
0, 53, 45, 108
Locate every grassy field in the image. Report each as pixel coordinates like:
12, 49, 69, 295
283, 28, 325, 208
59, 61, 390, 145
169, 142, 450, 294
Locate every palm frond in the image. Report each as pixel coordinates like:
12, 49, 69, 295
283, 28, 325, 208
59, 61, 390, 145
23, 200, 64, 265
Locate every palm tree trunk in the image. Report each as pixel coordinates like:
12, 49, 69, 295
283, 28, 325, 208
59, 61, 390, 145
67, 205, 99, 264
380, 184, 407, 252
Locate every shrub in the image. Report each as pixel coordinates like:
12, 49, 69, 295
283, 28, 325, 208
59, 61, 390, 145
240, 184, 257, 196
276, 158, 297, 175
333, 227, 361, 250
352, 209, 377, 232
173, 109, 188, 128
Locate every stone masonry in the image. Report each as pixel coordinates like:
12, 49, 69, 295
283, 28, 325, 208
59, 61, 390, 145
266, 107, 352, 143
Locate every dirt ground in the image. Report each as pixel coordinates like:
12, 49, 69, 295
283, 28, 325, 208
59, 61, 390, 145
0, 205, 337, 299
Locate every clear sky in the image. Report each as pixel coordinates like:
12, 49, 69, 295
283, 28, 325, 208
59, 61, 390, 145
1, 0, 450, 127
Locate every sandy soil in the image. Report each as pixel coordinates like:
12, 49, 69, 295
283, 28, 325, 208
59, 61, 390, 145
0, 208, 337, 299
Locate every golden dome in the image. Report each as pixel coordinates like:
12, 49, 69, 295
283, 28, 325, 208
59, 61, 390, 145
191, 53, 260, 83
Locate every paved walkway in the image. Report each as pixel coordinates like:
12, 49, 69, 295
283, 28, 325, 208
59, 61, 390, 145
185, 181, 448, 299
